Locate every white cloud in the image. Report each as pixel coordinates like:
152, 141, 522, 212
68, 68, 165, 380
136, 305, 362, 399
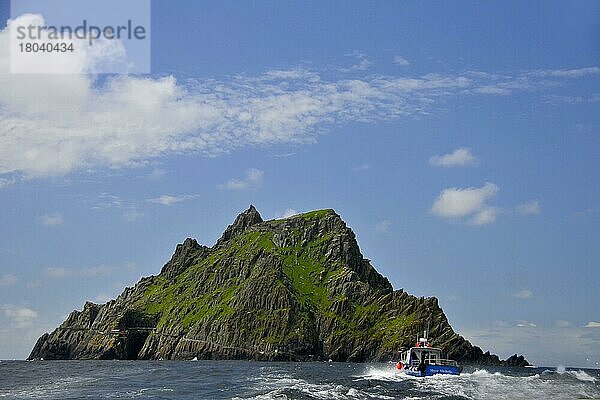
513, 289, 534, 299
0, 274, 18, 287
585, 322, 600, 328
431, 182, 499, 225
6, 14, 130, 75
91, 193, 128, 210
279, 208, 299, 218
516, 320, 537, 328
341, 51, 373, 71
375, 220, 391, 234
219, 168, 264, 191
0, 16, 597, 188
86, 193, 149, 222
473, 86, 512, 95
45, 265, 116, 279
354, 163, 370, 171
147, 194, 198, 206
2, 305, 38, 328
39, 212, 63, 226
0, 177, 16, 188
90, 193, 143, 222
534, 66, 600, 78
516, 201, 541, 215
469, 207, 499, 225
393, 55, 410, 66
544, 94, 585, 105
429, 147, 477, 167
272, 152, 297, 158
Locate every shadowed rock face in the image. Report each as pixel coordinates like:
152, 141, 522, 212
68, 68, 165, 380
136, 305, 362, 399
29, 206, 528, 366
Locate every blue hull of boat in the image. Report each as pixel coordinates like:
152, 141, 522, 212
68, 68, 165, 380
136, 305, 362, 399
405, 364, 462, 377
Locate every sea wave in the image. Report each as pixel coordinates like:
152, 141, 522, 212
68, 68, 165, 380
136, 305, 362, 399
354, 364, 600, 400
552, 365, 597, 383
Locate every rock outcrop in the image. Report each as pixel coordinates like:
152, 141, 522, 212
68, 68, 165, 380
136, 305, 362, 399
29, 206, 528, 366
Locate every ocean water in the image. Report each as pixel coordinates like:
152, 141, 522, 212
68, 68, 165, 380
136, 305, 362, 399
0, 360, 598, 400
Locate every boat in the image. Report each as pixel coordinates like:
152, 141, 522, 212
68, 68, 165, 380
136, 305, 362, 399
395, 333, 462, 377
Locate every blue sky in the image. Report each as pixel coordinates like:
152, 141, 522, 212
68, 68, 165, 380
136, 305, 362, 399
0, 1, 599, 367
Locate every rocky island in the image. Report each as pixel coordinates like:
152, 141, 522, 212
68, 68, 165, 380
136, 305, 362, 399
29, 206, 528, 366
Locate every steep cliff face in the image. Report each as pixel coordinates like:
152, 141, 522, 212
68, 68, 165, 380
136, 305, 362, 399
29, 206, 528, 366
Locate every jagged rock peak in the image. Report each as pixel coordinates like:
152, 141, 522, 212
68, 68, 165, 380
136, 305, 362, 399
216, 205, 264, 245
159, 238, 209, 279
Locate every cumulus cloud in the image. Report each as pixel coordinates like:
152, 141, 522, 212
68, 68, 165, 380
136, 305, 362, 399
393, 55, 410, 66
2, 305, 38, 328
585, 322, 600, 328
0, 15, 598, 188
147, 194, 198, 206
219, 168, 264, 191
429, 147, 477, 167
470, 207, 499, 225
375, 220, 391, 234
44, 265, 116, 278
513, 289, 534, 299
431, 182, 499, 225
516, 201, 541, 215
6, 13, 130, 75
39, 212, 63, 226
0, 274, 18, 287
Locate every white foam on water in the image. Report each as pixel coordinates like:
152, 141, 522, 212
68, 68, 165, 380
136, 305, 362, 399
571, 370, 597, 383
429, 368, 600, 400
555, 366, 597, 383
355, 365, 600, 400
118, 386, 176, 398
239, 369, 391, 400
0, 376, 98, 399
346, 387, 394, 400
355, 365, 414, 382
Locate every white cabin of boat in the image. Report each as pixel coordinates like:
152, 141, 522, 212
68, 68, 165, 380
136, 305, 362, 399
399, 337, 458, 368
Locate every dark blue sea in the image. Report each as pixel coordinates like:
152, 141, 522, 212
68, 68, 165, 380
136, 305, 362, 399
0, 360, 598, 399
